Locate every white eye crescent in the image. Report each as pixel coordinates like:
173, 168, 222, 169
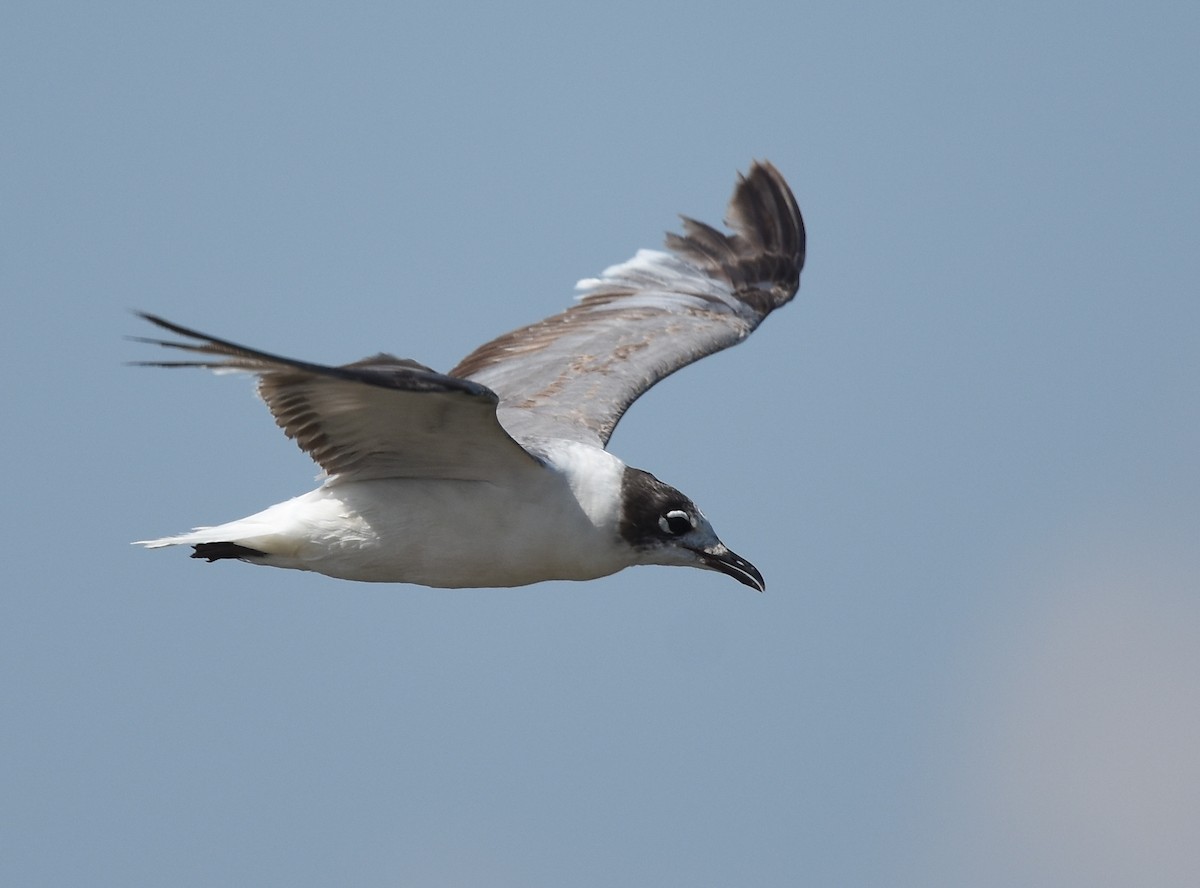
659, 510, 693, 535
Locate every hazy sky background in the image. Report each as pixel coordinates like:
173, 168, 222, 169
4, 2, 1198, 886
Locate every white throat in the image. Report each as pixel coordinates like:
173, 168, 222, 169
535, 439, 627, 530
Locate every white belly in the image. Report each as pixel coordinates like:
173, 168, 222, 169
210, 474, 627, 587
140, 438, 634, 588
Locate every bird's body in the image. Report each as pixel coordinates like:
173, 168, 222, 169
168, 442, 630, 587
135, 162, 806, 590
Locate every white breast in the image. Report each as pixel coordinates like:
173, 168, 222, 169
185, 440, 633, 587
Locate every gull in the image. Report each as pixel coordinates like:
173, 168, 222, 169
133, 161, 805, 590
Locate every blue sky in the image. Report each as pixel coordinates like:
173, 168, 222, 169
3, 2, 1198, 885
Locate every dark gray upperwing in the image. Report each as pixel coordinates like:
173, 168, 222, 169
132, 313, 541, 482
449, 161, 805, 448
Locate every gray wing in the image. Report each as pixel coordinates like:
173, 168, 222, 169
450, 161, 805, 447
132, 313, 541, 482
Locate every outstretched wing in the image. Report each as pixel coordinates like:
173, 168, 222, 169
450, 161, 805, 447
132, 313, 541, 482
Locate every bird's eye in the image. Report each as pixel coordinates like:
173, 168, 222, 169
659, 510, 693, 535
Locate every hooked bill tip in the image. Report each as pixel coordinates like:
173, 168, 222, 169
699, 544, 765, 592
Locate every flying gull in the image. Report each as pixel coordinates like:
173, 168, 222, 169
133, 161, 806, 590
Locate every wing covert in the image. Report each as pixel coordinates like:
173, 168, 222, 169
450, 161, 805, 447
132, 313, 540, 482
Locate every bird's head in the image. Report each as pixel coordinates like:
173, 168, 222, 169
618, 467, 764, 591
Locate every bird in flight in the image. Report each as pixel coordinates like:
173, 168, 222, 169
134, 161, 805, 590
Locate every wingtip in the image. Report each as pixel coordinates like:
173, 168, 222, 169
730, 160, 805, 258
131, 311, 213, 342
652, 160, 804, 306
130, 309, 171, 329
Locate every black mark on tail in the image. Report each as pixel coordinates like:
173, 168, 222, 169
191, 542, 268, 562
